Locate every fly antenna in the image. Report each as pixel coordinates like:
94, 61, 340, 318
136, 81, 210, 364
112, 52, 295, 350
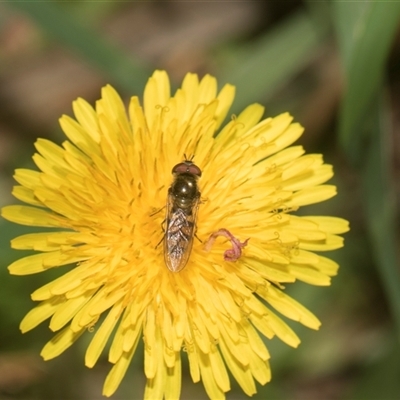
183, 153, 194, 162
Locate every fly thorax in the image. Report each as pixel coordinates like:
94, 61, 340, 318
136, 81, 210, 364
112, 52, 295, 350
171, 175, 197, 196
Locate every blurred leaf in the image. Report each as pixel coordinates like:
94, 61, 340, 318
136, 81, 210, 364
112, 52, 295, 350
333, 1, 400, 164
305, 0, 332, 36
218, 10, 326, 114
345, 333, 400, 400
65, 0, 121, 25
361, 93, 400, 339
9, 1, 151, 95
333, 0, 400, 340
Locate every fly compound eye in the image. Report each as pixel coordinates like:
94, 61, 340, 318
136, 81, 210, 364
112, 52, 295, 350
172, 161, 202, 177
187, 163, 202, 177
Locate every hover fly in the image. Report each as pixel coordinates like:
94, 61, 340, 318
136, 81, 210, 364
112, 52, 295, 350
164, 156, 202, 272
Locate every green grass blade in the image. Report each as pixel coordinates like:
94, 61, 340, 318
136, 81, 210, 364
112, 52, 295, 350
362, 94, 400, 339
334, 1, 400, 339
333, 1, 400, 164
345, 333, 400, 399
9, 2, 151, 94
218, 11, 325, 114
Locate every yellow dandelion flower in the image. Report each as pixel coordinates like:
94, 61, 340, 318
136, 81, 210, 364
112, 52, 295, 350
2, 70, 349, 399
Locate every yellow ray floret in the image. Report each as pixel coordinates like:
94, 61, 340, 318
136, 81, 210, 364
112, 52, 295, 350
1, 70, 349, 399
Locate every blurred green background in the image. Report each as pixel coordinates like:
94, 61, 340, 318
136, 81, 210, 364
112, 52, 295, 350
0, 1, 399, 399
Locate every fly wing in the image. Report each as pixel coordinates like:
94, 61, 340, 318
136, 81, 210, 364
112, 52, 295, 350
164, 193, 199, 272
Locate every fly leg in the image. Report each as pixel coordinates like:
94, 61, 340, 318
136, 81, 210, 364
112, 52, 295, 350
150, 206, 166, 249
194, 231, 202, 243
150, 206, 165, 217
156, 218, 166, 248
